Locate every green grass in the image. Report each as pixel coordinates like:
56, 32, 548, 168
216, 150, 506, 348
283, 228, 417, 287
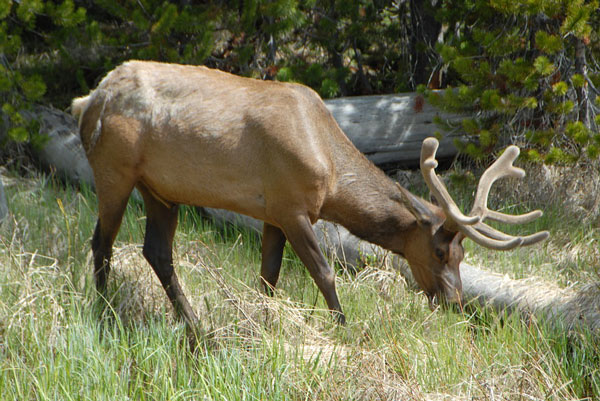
1, 171, 599, 400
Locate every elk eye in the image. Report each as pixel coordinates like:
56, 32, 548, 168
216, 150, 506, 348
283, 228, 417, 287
434, 248, 446, 262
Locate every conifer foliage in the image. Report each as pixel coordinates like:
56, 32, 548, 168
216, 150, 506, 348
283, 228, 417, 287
0, 1, 415, 147
426, 0, 600, 163
1, 0, 599, 165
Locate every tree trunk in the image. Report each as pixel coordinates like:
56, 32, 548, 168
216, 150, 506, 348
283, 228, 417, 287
407, 0, 442, 88
574, 38, 590, 129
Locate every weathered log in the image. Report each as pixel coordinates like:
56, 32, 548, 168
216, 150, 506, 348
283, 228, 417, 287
15, 103, 600, 333
461, 263, 600, 332
21, 106, 95, 187
325, 93, 462, 166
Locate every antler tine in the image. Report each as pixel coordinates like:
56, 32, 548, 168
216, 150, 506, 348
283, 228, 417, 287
472, 146, 523, 212
458, 224, 523, 250
474, 221, 549, 246
420, 138, 480, 226
471, 145, 544, 223
485, 209, 542, 224
419, 137, 550, 250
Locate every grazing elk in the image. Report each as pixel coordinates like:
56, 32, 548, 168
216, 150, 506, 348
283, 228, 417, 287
71, 60, 548, 328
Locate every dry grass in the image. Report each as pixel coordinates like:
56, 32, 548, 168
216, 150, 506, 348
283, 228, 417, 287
0, 232, 588, 400
506, 162, 600, 223
96, 242, 424, 400
98, 238, 587, 400
1, 168, 598, 400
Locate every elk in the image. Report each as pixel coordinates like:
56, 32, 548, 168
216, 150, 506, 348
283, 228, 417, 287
71, 60, 548, 329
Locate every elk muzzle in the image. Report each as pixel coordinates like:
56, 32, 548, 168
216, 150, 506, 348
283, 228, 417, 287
427, 267, 463, 310
440, 267, 463, 304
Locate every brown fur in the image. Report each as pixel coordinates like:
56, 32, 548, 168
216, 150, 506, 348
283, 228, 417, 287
73, 60, 465, 329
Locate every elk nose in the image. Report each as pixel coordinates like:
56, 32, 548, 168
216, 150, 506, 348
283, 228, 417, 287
441, 269, 463, 305
443, 286, 463, 304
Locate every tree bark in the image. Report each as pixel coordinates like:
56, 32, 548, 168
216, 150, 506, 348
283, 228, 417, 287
408, 0, 442, 88
574, 38, 590, 129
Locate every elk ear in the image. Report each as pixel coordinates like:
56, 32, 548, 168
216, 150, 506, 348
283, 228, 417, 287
453, 231, 466, 245
397, 184, 439, 228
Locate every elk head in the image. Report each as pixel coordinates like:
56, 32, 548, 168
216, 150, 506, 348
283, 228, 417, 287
399, 138, 549, 306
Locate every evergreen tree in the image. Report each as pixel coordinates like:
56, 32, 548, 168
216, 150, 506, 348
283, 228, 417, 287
426, 0, 600, 164
276, 1, 416, 97
1, 0, 86, 146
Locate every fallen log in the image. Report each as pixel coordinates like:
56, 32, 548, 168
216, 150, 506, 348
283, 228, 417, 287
22, 106, 95, 187
460, 264, 600, 331
324, 93, 462, 166
13, 103, 600, 333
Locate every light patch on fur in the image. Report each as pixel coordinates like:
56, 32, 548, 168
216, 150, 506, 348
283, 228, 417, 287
71, 88, 112, 155
71, 95, 89, 123
117, 63, 190, 130
341, 172, 358, 185
88, 90, 110, 155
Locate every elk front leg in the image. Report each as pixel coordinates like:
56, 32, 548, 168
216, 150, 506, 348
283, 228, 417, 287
280, 215, 345, 324
260, 222, 287, 296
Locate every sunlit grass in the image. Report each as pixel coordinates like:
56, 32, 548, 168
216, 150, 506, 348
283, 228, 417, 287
0, 170, 598, 400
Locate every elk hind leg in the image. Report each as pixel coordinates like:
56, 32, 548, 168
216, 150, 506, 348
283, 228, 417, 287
139, 187, 199, 332
92, 178, 134, 296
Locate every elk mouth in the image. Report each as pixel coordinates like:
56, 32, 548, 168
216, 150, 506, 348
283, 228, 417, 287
426, 270, 463, 311
427, 292, 464, 312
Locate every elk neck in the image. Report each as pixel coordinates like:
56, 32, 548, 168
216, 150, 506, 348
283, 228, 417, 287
320, 141, 420, 253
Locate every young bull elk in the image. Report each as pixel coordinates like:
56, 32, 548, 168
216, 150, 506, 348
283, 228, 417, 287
72, 60, 548, 328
